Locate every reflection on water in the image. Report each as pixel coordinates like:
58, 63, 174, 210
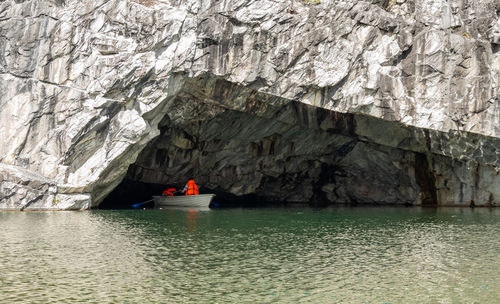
186, 209, 200, 232
0, 207, 499, 303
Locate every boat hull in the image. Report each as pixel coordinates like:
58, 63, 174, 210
152, 194, 215, 209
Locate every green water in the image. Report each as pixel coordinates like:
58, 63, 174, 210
0, 207, 499, 303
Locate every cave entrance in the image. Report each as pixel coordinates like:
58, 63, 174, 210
98, 94, 359, 209
97, 77, 446, 209
97, 177, 271, 209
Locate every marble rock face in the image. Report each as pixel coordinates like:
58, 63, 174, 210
0, 0, 498, 209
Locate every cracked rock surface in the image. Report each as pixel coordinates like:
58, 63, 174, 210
0, 0, 498, 209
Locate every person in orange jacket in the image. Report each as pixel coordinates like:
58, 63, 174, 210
182, 179, 199, 195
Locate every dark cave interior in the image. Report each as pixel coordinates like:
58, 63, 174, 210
98, 177, 274, 209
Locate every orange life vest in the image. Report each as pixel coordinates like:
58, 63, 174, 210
185, 180, 199, 196
162, 188, 176, 196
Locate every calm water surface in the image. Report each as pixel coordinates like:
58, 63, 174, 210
0, 207, 499, 303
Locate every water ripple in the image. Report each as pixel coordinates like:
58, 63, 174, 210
0, 207, 499, 303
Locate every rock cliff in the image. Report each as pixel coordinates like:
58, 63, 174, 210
0, 0, 498, 209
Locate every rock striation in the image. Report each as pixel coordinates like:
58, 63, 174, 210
0, 0, 498, 209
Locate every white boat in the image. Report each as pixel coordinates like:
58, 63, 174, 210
152, 194, 216, 209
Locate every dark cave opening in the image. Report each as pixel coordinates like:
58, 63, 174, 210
96, 102, 440, 209
97, 95, 360, 209
95, 76, 490, 209
98, 177, 275, 209
99, 178, 164, 209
